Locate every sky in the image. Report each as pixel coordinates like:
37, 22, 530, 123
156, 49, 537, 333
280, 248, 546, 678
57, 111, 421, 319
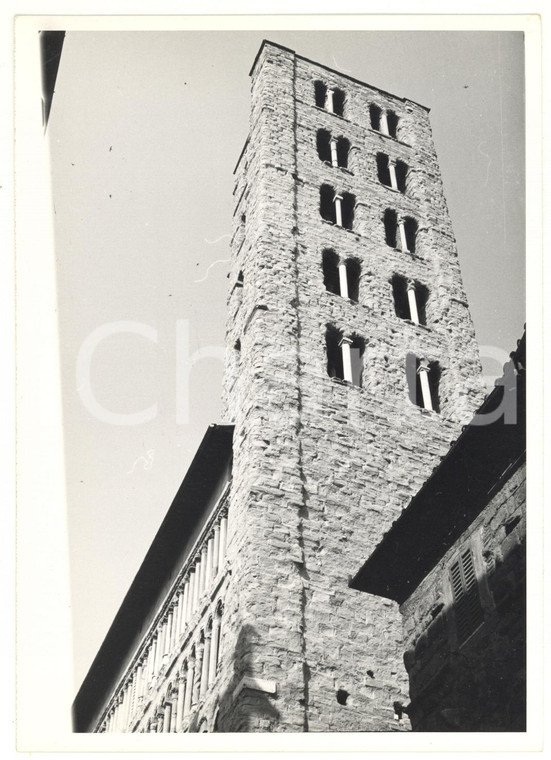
46, 28, 525, 692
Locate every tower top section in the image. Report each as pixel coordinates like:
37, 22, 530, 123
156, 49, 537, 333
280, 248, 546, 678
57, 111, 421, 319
250, 39, 431, 112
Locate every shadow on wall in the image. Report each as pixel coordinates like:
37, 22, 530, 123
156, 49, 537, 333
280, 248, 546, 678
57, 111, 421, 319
189, 623, 281, 733
404, 532, 526, 732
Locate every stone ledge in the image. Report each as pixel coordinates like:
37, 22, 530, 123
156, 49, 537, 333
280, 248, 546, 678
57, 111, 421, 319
232, 677, 278, 702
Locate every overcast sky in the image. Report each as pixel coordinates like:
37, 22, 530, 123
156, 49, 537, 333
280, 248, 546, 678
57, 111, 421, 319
46, 29, 525, 691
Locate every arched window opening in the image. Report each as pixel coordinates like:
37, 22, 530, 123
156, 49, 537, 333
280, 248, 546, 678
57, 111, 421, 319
320, 184, 336, 224
415, 283, 429, 326
326, 325, 344, 381
314, 80, 327, 108
316, 129, 332, 163
336, 137, 350, 168
384, 209, 398, 247
369, 104, 382, 131
403, 217, 418, 253
332, 88, 345, 117
387, 110, 399, 138
406, 354, 440, 412
393, 277, 429, 326
345, 258, 361, 302
391, 275, 409, 320
322, 249, 340, 296
326, 326, 364, 386
395, 160, 409, 193
340, 192, 355, 230
376, 153, 392, 187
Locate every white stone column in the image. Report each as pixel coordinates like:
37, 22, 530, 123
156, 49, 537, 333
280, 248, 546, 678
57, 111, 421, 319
162, 703, 172, 733
339, 337, 353, 383
407, 281, 420, 324
398, 218, 408, 252
327, 88, 334, 113
330, 138, 338, 167
200, 635, 211, 698
212, 524, 220, 577
208, 615, 221, 687
147, 640, 156, 681
380, 110, 389, 135
218, 516, 228, 569
334, 194, 343, 227
417, 360, 433, 411
182, 581, 190, 627
175, 594, 183, 643
153, 632, 162, 674
187, 572, 196, 619
192, 648, 202, 706
175, 676, 186, 731
338, 262, 349, 299
389, 160, 398, 191
183, 660, 194, 717
200, 545, 208, 595
165, 612, 173, 655
206, 535, 214, 590
194, 560, 202, 606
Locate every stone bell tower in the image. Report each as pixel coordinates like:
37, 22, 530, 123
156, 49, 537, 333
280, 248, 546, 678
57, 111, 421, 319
217, 40, 485, 732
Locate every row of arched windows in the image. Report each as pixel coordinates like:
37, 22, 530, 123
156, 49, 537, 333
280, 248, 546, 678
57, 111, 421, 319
313, 80, 403, 142
142, 604, 224, 733
316, 129, 409, 196
324, 325, 440, 410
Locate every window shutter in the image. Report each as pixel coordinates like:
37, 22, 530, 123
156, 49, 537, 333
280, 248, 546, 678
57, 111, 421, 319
450, 548, 484, 644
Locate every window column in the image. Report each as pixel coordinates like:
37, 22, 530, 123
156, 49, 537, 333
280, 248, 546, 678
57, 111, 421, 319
388, 160, 398, 191
218, 514, 228, 569
175, 674, 186, 731
327, 88, 334, 113
407, 280, 420, 324
200, 546, 208, 595
380, 110, 389, 136
162, 701, 172, 733
417, 359, 433, 411
334, 194, 343, 227
339, 337, 354, 383
330, 137, 338, 167
398, 217, 409, 252
192, 646, 203, 706
206, 534, 215, 589
208, 613, 221, 687
200, 633, 211, 698
183, 659, 195, 717
212, 524, 220, 578
338, 261, 349, 299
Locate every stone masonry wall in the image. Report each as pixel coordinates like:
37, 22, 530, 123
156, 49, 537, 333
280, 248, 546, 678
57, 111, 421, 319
219, 42, 486, 732
400, 463, 526, 731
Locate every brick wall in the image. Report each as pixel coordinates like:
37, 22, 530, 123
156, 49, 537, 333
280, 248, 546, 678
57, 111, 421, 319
401, 463, 526, 731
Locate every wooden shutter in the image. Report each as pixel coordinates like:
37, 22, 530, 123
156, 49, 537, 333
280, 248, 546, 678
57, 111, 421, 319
450, 547, 484, 644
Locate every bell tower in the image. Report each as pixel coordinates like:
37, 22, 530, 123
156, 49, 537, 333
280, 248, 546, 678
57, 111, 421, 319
219, 41, 485, 731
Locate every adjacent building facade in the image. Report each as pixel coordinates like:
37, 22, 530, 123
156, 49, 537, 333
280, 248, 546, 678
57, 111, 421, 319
73, 40, 511, 734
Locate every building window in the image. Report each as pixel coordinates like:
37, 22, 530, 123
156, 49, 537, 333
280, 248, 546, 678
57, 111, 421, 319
317, 131, 350, 169
387, 110, 399, 138
319, 185, 355, 230
376, 153, 392, 187
331, 88, 345, 117
314, 81, 345, 116
322, 250, 360, 301
369, 104, 382, 131
403, 216, 417, 252
317, 129, 332, 162
314, 80, 327, 108
391, 276, 428, 325
406, 353, 440, 412
384, 210, 418, 253
377, 154, 408, 193
384, 209, 398, 247
326, 326, 364, 386
449, 547, 485, 645
395, 160, 408, 193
